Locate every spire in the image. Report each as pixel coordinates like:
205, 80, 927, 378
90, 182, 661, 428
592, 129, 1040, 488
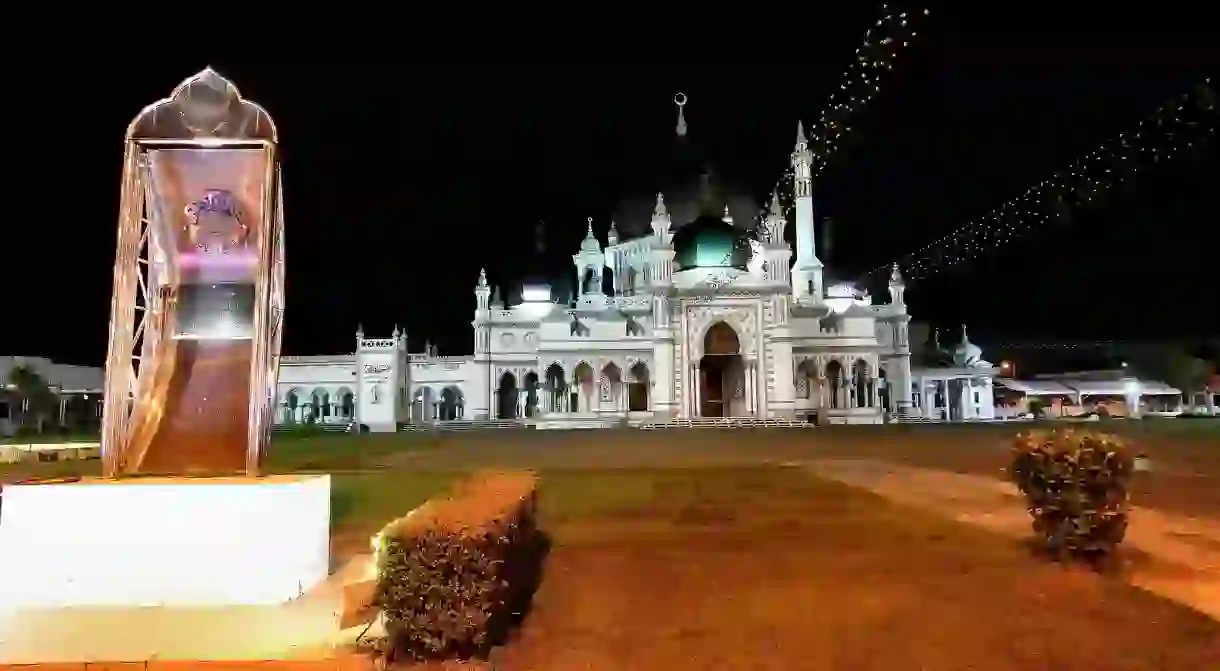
960, 324, 970, 345
768, 190, 783, 217
674, 93, 688, 137
477, 267, 488, 288
889, 263, 904, 286
392, 324, 401, 338
796, 120, 808, 147
653, 193, 668, 218
722, 204, 734, 226
580, 217, 601, 252
607, 220, 619, 245
356, 323, 364, 337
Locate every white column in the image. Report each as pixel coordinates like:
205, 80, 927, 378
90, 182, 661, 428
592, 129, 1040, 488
749, 364, 758, 415
744, 365, 752, 415
693, 363, 702, 417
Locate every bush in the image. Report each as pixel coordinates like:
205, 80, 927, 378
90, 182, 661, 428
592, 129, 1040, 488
1027, 398, 1046, 418
1009, 428, 1134, 560
375, 471, 541, 663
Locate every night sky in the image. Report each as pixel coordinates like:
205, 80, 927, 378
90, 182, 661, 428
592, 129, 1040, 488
13, 12, 1217, 366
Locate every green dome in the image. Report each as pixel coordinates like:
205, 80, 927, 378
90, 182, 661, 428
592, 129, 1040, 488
672, 215, 752, 272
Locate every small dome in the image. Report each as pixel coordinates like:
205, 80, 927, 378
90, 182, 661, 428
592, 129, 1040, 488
672, 214, 752, 272
953, 327, 985, 367
579, 218, 601, 253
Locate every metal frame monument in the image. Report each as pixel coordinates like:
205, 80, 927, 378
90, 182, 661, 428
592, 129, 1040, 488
0, 72, 330, 645
101, 67, 286, 476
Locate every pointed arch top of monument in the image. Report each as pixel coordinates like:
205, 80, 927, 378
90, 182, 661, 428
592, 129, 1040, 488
126, 67, 278, 142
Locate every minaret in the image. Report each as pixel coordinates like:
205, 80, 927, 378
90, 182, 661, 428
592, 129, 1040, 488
888, 263, 906, 308
474, 268, 490, 312
885, 262, 912, 414
573, 218, 604, 298
722, 204, 734, 226
790, 121, 824, 303
650, 193, 672, 240
607, 220, 619, 246
649, 194, 675, 289
761, 192, 792, 287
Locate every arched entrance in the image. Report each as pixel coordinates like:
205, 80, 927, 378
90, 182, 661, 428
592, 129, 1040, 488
572, 362, 594, 413
544, 363, 566, 413
497, 371, 518, 419
439, 386, 464, 420
699, 321, 743, 417
628, 361, 650, 411
523, 371, 540, 417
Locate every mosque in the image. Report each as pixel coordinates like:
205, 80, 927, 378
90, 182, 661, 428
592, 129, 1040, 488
276, 97, 1000, 431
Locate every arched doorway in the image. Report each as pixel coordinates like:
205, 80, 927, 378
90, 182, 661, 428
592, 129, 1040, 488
284, 389, 301, 424
440, 386, 463, 420
413, 387, 437, 422
497, 371, 518, 419
572, 362, 594, 413
310, 389, 329, 424
523, 372, 540, 417
699, 322, 743, 417
628, 361, 650, 411
336, 388, 355, 420
600, 362, 622, 412
825, 360, 844, 409
545, 363, 566, 413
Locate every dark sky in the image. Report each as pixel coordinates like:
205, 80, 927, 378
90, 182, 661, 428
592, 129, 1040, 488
13, 12, 1217, 366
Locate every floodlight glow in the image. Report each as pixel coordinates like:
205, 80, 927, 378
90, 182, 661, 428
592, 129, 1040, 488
521, 285, 551, 303
0, 476, 331, 609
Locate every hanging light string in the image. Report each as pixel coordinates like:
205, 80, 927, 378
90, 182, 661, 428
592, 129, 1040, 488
863, 78, 1216, 287
770, 6, 929, 219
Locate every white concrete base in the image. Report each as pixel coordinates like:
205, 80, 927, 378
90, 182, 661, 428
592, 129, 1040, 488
0, 474, 330, 609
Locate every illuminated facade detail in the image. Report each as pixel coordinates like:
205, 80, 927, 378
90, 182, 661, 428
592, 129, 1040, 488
102, 68, 283, 474
280, 97, 1008, 427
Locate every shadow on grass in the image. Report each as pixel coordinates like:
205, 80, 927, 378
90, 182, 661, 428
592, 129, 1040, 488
488, 528, 553, 652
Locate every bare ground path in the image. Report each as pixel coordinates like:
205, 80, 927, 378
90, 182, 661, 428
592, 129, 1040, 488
804, 458, 1220, 622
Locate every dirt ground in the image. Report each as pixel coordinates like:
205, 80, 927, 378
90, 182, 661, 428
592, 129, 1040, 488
489, 467, 1220, 671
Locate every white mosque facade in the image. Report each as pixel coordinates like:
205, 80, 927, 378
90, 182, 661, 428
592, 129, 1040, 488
275, 106, 1001, 431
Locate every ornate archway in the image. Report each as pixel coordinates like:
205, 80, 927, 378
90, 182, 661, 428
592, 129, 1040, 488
440, 386, 464, 420
698, 321, 743, 417
628, 361, 650, 412
497, 371, 518, 419
572, 362, 594, 413
523, 371, 540, 418
825, 360, 844, 409
544, 363, 566, 413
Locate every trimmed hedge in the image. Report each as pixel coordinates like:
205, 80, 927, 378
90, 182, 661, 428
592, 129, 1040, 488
1010, 428, 1134, 560
374, 471, 541, 663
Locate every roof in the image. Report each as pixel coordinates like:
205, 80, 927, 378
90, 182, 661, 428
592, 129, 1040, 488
995, 378, 1078, 395
0, 356, 104, 392
996, 376, 1181, 396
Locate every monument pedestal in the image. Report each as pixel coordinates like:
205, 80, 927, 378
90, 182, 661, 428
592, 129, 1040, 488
0, 474, 330, 609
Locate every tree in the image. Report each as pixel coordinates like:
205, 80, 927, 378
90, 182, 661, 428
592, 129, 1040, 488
1125, 345, 1215, 395
4, 364, 58, 433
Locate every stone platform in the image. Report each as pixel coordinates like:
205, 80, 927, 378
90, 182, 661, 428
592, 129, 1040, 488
0, 474, 330, 609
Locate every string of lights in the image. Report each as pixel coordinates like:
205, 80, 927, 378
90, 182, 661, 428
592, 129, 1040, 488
862, 78, 1217, 287
769, 5, 929, 220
